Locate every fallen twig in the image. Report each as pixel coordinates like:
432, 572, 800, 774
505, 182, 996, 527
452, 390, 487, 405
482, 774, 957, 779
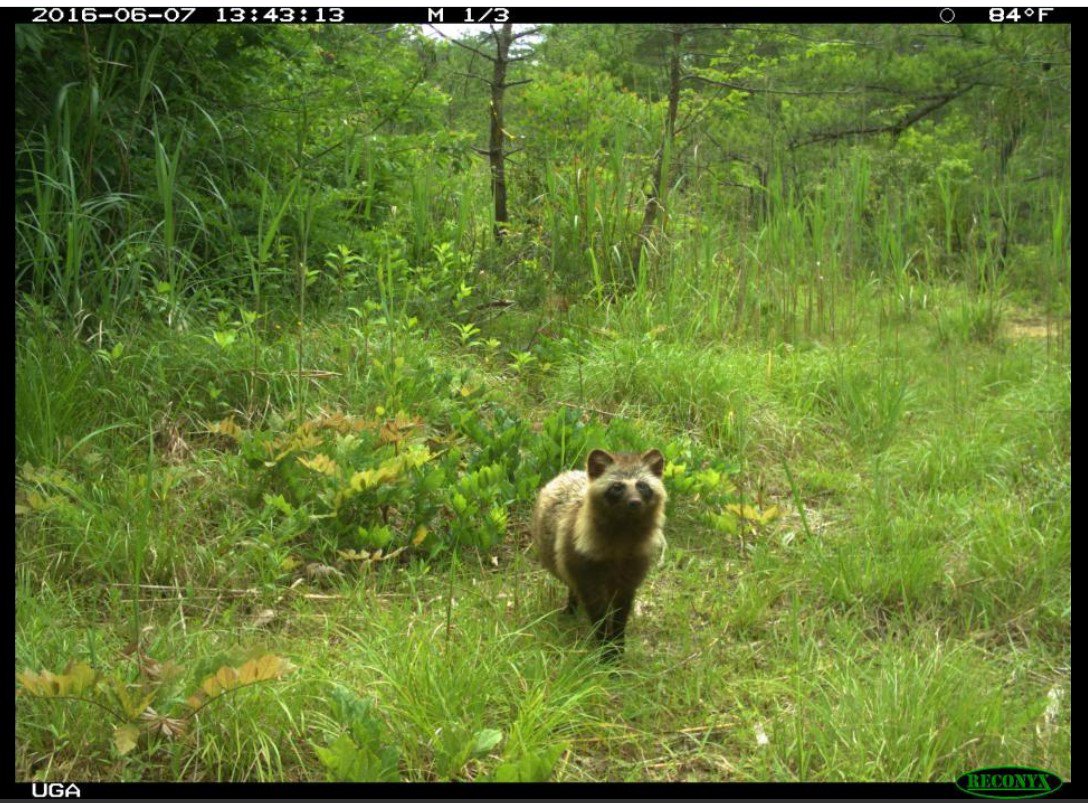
557, 400, 621, 421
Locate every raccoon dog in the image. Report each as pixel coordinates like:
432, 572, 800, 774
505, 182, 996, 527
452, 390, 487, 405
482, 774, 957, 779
532, 449, 667, 658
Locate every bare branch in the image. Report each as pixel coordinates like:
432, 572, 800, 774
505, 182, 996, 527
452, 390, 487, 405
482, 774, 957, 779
714, 181, 763, 191
470, 143, 525, 160
789, 83, 977, 149
427, 25, 496, 62
455, 70, 493, 87
688, 74, 865, 96
717, 24, 879, 49
704, 135, 764, 170
675, 84, 728, 136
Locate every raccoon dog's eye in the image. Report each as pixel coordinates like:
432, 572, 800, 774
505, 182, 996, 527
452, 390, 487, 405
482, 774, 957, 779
635, 480, 653, 499
609, 482, 624, 493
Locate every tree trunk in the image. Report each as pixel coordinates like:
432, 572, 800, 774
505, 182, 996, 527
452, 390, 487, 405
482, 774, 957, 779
632, 28, 684, 273
489, 23, 514, 241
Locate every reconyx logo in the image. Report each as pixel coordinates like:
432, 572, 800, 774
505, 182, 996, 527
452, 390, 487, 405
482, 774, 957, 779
956, 766, 1063, 799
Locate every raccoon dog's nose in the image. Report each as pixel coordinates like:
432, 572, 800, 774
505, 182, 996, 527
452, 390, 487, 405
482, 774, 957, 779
627, 498, 642, 509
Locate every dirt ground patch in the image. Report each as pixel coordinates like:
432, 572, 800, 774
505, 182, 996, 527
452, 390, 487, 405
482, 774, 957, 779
1006, 316, 1068, 340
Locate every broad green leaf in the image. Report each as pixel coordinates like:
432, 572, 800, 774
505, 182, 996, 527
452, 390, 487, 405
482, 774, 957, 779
470, 728, 503, 757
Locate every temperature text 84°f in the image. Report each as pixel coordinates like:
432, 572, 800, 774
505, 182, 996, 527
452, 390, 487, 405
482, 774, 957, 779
989, 8, 1055, 22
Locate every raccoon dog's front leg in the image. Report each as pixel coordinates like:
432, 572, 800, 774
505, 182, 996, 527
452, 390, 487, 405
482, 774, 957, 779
583, 588, 635, 660
601, 589, 636, 659
564, 588, 579, 614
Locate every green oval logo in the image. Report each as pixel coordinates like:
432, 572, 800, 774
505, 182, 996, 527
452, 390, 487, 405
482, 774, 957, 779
956, 766, 1064, 799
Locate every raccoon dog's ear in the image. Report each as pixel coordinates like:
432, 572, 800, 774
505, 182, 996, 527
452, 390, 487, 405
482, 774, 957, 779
586, 449, 615, 479
641, 449, 665, 477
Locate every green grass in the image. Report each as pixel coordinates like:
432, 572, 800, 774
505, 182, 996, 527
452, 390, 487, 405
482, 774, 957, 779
15, 276, 1069, 783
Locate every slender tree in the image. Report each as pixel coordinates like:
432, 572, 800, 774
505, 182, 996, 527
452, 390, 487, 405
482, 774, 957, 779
431, 23, 538, 241
632, 26, 686, 272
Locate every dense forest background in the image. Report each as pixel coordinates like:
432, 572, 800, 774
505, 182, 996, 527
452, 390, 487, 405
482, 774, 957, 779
15, 22, 1070, 784
15, 23, 1069, 324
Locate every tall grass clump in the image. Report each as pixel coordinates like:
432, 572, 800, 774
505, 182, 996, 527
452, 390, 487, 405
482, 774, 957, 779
775, 642, 1021, 781
16, 307, 99, 466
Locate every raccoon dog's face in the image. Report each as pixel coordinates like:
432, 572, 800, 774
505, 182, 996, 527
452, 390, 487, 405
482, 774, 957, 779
586, 449, 666, 519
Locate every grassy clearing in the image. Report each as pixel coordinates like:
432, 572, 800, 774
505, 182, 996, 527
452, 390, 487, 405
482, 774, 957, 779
15, 278, 1069, 783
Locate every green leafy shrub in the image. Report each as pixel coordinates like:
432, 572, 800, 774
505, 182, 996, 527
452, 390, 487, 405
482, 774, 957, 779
313, 688, 401, 782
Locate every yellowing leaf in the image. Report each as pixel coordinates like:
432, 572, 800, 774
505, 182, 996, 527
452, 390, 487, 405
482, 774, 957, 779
63, 664, 92, 694
20, 463, 76, 491
242, 654, 293, 684
353, 464, 397, 490
110, 678, 156, 719
295, 434, 324, 451
349, 447, 434, 492
312, 411, 367, 434
707, 511, 738, 535
399, 445, 434, 470
203, 666, 238, 697
298, 453, 339, 476
18, 669, 59, 696
19, 662, 99, 697
726, 504, 760, 521
723, 503, 780, 528
25, 491, 53, 511
411, 526, 429, 547
376, 546, 407, 562
338, 549, 371, 562
238, 660, 260, 685
275, 432, 323, 461
211, 418, 243, 441
379, 412, 421, 444
195, 655, 295, 703
114, 723, 140, 756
